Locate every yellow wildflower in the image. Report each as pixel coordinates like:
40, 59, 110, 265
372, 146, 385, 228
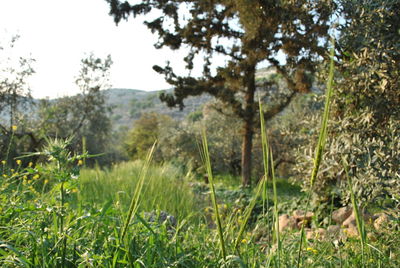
1, 160, 5, 165
10, 169, 14, 173
2, 174, 7, 178
241, 239, 247, 244
12, 125, 17, 131
306, 247, 318, 254
16, 159, 22, 165
44, 179, 49, 184
33, 174, 40, 180
28, 162, 33, 167
78, 160, 83, 166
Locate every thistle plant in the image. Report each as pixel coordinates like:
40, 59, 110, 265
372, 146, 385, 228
27, 137, 88, 267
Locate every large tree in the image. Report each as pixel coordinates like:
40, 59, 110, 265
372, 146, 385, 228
106, 0, 334, 186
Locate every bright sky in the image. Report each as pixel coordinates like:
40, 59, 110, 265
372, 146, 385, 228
0, 0, 199, 99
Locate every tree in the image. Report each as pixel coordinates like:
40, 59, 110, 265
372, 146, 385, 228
294, 0, 400, 206
37, 53, 114, 165
0, 35, 35, 162
106, 0, 335, 186
125, 112, 174, 161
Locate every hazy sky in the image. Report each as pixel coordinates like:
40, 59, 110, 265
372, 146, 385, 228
0, 0, 202, 99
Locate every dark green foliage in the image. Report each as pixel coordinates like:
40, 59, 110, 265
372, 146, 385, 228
294, 0, 400, 207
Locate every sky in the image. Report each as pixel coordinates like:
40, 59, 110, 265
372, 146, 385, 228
0, 0, 202, 99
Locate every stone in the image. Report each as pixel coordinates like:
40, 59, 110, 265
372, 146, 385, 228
278, 214, 298, 232
145, 210, 177, 229
332, 207, 352, 225
305, 228, 314, 240
367, 232, 377, 242
342, 213, 356, 228
297, 220, 308, 229
374, 213, 390, 231
344, 225, 358, 237
305, 228, 326, 240
293, 210, 314, 222
327, 225, 341, 236
342, 210, 372, 228
314, 228, 327, 240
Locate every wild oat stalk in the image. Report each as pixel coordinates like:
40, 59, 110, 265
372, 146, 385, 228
259, 100, 280, 266
259, 100, 271, 241
232, 100, 272, 252
296, 37, 335, 268
343, 159, 367, 267
200, 127, 227, 261
120, 141, 157, 241
233, 173, 265, 252
270, 147, 281, 267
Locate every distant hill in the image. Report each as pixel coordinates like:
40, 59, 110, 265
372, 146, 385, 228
102, 88, 211, 130
1, 68, 274, 130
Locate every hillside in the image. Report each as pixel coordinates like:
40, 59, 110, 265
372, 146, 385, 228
103, 88, 212, 130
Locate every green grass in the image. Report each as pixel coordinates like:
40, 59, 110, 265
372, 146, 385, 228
1, 154, 399, 267
79, 160, 199, 222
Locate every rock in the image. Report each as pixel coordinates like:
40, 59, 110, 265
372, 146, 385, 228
344, 225, 358, 237
305, 228, 326, 240
342, 210, 372, 228
145, 210, 177, 229
374, 213, 390, 231
279, 214, 298, 232
315, 228, 327, 240
332, 207, 352, 225
327, 225, 341, 236
293, 210, 314, 222
342, 213, 356, 228
297, 220, 308, 229
367, 232, 377, 242
305, 228, 314, 240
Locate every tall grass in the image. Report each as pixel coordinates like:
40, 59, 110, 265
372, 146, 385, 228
200, 127, 227, 261
343, 158, 368, 267
120, 141, 156, 241
259, 99, 281, 266
296, 38, 336, 267
79, 159, 198, 221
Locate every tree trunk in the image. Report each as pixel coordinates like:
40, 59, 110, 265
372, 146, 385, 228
241, 117, 254, 186
241, 65, 256, 187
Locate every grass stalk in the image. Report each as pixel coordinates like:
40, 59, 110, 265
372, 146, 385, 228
343, 159, 367, 267
296, 37, 335, 267
233, 174, 265, 252
270, 147, 281, 267
259, 100, 271, 242
120, 141, 157, 241
200, 127, 227, 261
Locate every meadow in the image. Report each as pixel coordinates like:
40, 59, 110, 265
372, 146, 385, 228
1, 143, 399, 267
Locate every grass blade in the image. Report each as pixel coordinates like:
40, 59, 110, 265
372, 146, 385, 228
297, 37, 336, 267
343, 158, 367, 267
120, 140, 157, 241
270, 147, 281, 267
200, 127, 227, 261
259, 100, 271, 240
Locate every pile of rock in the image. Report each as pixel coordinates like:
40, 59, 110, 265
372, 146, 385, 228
278, 207, 394, 241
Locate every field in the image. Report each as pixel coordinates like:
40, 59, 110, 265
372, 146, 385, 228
1, 137, 399, 267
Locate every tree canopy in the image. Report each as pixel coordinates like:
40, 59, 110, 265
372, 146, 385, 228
106, 0, 335, 185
